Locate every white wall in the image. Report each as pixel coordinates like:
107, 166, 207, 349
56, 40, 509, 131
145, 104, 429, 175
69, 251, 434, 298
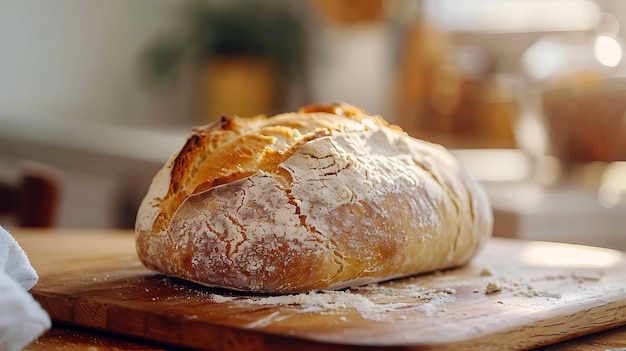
0, 0, 181, 124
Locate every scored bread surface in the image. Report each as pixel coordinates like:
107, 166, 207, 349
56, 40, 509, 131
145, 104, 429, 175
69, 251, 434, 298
135, 104, 492, 293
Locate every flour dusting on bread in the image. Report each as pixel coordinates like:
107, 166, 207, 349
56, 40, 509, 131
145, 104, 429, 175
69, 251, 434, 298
135, 103, 493, 293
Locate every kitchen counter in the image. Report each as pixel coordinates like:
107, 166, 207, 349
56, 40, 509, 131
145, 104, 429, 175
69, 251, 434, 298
454, 149, 626, 250
11, 228, 626, 351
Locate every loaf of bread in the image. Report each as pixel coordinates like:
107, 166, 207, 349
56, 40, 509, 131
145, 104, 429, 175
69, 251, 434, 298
135, 103, 492, 293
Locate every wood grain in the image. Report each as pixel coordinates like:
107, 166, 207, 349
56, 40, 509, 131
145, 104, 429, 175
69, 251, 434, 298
25, 233, 626, 351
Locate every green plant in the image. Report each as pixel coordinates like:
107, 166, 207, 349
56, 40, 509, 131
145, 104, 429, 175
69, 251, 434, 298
140, 0, 306, 89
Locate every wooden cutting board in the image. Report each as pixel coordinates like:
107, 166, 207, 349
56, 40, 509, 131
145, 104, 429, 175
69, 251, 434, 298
31, 238, 626, 351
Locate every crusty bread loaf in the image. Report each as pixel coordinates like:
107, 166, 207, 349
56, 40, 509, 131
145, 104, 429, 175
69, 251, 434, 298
135, 103, 492, 293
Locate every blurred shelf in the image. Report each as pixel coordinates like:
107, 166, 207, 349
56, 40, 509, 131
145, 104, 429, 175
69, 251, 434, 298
454, 149, 626, 251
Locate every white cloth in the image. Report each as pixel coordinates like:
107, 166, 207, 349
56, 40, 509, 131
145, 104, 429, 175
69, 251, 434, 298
0, 226, 51, 351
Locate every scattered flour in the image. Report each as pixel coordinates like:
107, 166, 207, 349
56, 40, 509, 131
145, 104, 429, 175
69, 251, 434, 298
485, 280, 504, 294
208, 283, 456, 324
481, 270, 603, 299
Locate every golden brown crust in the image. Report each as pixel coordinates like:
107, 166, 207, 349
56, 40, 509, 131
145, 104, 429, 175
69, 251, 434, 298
150, 103, 387, 234
135, 103, 492, 293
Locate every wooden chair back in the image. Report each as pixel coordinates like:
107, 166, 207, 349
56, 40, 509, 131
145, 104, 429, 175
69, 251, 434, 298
0, 161, 61, 227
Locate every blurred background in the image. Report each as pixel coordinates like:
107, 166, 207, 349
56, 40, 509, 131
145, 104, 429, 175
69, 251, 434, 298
1, 0, 626, 249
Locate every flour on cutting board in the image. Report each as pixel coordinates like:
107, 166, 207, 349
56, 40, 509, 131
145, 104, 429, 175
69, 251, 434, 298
481, 270, 605, 298
166, 265, 607, 328
209, 284, 456, 325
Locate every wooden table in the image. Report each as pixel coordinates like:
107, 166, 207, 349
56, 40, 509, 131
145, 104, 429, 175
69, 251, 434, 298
11, 228, 626, 351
